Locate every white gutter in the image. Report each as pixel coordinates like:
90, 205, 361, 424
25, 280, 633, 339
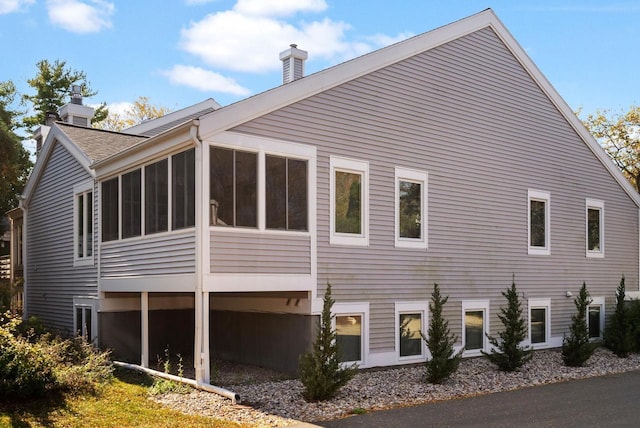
112, 361, 240, 404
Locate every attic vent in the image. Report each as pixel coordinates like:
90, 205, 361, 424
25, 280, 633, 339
279, 44, 308, 84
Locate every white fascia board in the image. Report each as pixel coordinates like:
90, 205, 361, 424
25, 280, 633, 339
198, 9, 498, 139
21, 125, 94, 207
94, 126, 194, 180
122, 99, 220, 135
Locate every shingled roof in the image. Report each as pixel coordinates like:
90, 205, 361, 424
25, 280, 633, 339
56, 123, 148, 163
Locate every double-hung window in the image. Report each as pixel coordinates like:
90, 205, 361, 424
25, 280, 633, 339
588, 297, 605, 339
528, 190, 550, 255
528, 298, 550, 348
330, 157, 369, 246
395, 168, 427, 248
74, 181, 94, 265
395, 301, 428, 361
333, 302, 368, 365
462, 300, 489, 356
586, 199, 604, 258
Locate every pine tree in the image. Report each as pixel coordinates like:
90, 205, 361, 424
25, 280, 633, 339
298, 284, 357, 401
422, 283, 462, 383
483, 279, 532, 371
604, 275, 633, 358
562, 282, 598, 366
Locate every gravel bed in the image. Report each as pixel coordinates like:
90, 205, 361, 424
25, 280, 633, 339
152, 348, 640, 427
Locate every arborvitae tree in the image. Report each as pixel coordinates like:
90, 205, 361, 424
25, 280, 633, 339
562, 282, 598, 366
483, 279, 532, 371
422, 283, 462, 383
604, 275, 634, 357
298, 284, 357, 401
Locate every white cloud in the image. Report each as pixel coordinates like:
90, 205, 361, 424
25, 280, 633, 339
234, 0, 327, 17
98, 101, 132, 116
0, 0, 34, 14
180, 10, 354, 72
46, 0, 114, 34
162, 65, 251, 96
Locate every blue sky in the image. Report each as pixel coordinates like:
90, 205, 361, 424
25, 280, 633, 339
1, 0, 639, 130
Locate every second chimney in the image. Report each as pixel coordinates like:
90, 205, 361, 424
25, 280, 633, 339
279, 44, 308, 84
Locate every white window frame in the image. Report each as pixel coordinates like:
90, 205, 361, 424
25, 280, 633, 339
395, 168, 428, 249
528, 298, 551, 349
330, 156, 369, 246
333, 301, 369, 366
587, 296, 605, 340
73, 296, 98, 343
461, 300, 490, 357
395, 301, 428, 363
528, 189, 551, 255
73, 181, 94, 267
586, 199, 605, 258
209, 132, 316, 235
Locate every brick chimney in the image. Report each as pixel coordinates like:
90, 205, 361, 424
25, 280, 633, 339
279, 44, 307, 84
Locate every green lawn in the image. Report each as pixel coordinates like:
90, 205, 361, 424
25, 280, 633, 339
0, 368, 242, 428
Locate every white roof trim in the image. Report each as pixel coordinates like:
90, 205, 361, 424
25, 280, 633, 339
197, 8, 640, 208
122, 98, 220, 136
22, 124, 94, 206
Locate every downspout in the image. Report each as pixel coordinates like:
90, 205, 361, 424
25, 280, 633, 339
19, 200, 27, 319
113, 361, 239, 404
190, 120, 206, 384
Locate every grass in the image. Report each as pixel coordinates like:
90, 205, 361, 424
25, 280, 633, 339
0, 368, 241, 428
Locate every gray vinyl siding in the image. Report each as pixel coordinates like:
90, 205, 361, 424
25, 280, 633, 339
230, 27, 639, 353
26, 142, 97, 332
100, 230, 196, 278
210, 230, 311, 274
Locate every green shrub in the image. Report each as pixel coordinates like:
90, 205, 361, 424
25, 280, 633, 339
422, 283, 462, 383
604, 275, 634, 358
299, 284, 357, 402
562, 282, 598, 367
483, 279, 532, 371
0, 312, 56, 398
627, 299, 640, 352
0, 312, 113, 398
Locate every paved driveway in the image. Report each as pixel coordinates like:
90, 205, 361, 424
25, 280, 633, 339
317, 370, 640, 427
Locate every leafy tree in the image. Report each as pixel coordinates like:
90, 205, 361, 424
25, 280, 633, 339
298, 283, 357, 401
562, 282, 598, 367
22, 59, 107, 131
422, 283, 462, 383
94, 96, 171, 132
0, 81, 32, 232
581, 106, 640, 192
483, 279, 532, 371
604, 275, 634, 357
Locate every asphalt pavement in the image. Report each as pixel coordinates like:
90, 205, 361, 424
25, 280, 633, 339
316, 369, 640, 427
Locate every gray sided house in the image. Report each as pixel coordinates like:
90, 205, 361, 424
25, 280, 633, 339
18, 9, 640, 379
